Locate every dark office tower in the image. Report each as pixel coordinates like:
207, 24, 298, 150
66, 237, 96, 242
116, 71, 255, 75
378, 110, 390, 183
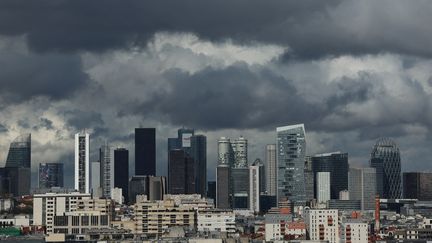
207, 181, 216, 201
128, 175, 166, 204
128, 176, 148, 204
5, 134, 31, 168
304, 157, 314, 201
114, 148, 129, 203
252, 159, 266, 194
312, 152, 349, 200
231, 167, 249, 209
0, 167, 30, 196
370, 138, 402, 199
99, 144, 111, 198
403, 172, 432, 200
38, 163, 64, 189
216, 165, 230, 209
191, 135, 207, 196
168, 150, 195, 194
135, 128, 156, 176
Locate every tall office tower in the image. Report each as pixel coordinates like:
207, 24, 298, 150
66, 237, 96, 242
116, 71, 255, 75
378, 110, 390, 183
0, 167, 31, 196
312, 152, 349, 199
305, 209, 339, 243
370, 138, 402, 199
216, 165, 230, 209
207, 181, 216, 202
403, 172, 432, 200
168, 149, 195, 194
266, 144, 277, 196
91, 161, 101, 195
128, 175, 166, 204
348, 167, 377, 210
231, 168, 249, 209
249, 165, 260, 212
277, 124, 306, 203
5, 133, 31, 168
75, 132, 90, 193
252, 159, 266, 194
99, 143, 111, 198
114, 148, 129, 203
316, 172, 331, 203
218, 137, 234, 166
232, 136, 248, 168
135, 128, 156, 176
39, 163, 64, 189
191, 135, 207, 197
304, 157, 315, 201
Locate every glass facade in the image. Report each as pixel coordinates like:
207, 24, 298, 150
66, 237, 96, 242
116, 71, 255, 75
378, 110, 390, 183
370, 138, 402, 199
277, 124, 306, 203
135, 128, 156, 176
114, 148, 129, 203
5, 133, 31, 168
99, 144, 111, 198
39, 163, 64, 189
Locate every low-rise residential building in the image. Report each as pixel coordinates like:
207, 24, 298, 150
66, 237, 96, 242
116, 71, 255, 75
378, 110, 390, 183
197, 210, 235, 235
304, 209, 339, 243
340, 220, 368, 243
52, 211, 110, 235
0, 215, 31, 227
264, 213, 292, 241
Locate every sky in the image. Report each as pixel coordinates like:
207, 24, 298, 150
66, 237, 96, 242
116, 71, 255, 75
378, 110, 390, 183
1, 0, 432, 188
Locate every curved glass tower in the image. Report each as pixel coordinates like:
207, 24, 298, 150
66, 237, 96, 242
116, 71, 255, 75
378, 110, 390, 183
5, 133, 31, 168
370, 138, 402, 199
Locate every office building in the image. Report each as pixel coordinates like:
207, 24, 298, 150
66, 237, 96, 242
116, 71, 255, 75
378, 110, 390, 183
75, 132, 90, 193
128, 176, 166, 204
135, 128, 156, 176
305, 209, 339, 243
370, 138, 402, 199
249, 165, 260, 212
277, 124, 306, 203
216, 165, 230, 209
348, 167, 377, 210
232, 167, 249, 209
252, 158, 266, 194
403, 172, 432, 200
191, 135, 207, 197
168, 149, 195, 194
328, 199, 361, 210
218, 137, 234, 166
91, 161, 101, 195
0, 167, 31, 196
312, 152, 349, 199
5, 133, 31, 168
317, 172, 331, 203
207, 181, 216, 202
232, 136, 248, 168
114, 148, 129, 203
99, 143, 111, 198
266, 144, 277, 196
304, 159, 315, 201
39, 163, 64, 189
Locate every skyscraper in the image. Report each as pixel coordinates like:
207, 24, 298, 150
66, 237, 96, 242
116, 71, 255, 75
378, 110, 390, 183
5, 133, 31, 168
191, 135, 207, 197
252, 158, 266, 194
316, 172, 331, 203
304, 156, 315, 201
168, 149, 195, 194
218, 137, 234, 166
370, 138, 402, 199
277, 124, 306, 203
75, 132, 90, 193
128, 175, 166, 204
266, 144, 277, 196
403, 172, 432, 200
135, 128, 156, 176
114, 148, 129, 203
99, 143, 111, 198
348, 167, 377, 210
39, 163, 64, 189
232, 136, 247, 168
0, 167, 31, 196
216, 165, 230, 209
91, 161, 101, 196
207, 181, 216, 202
312, 152, 349, 199
231, 167, 249, 209
249, 165, 260, 212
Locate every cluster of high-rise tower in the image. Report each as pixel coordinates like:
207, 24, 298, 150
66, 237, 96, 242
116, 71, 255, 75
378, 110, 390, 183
2, 124, 432, 209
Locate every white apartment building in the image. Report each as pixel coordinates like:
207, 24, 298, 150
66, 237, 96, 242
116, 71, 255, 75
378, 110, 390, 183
340, 220, 368, 243
33, 192, 91, 233
51, 211, 110, 235
197, 210, 235, 235
304, 209, 339, 243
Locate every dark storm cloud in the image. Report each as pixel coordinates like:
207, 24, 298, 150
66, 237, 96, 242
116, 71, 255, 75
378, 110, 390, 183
0, 124, 7, 133
64, 109, 104, 130
0, 51, 89, 102
0, 0, 430, 58
33, 117, 54, 130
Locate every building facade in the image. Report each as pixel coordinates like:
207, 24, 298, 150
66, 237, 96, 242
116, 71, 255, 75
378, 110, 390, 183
197, 210, 236, 235
370, 138, 402, 199
249, 165, 260, 213
168, 149, 195, 194
403, 172, 432, 200
348, 167, 377, 210
305, 209, 339, 243
75, 132, 90, 194
266, 144, 277, 196
5, 133, 31, 168
135, 128, 156, 176
277, 124, 306, 203
99, 144, 111, 198
114, 148, 129, 203
317, 172, 331, 203
128, 176, 166, 204
39, 163, 64, 189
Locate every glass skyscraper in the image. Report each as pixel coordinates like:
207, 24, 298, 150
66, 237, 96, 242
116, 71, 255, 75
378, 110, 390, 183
39, 163, 64, 189
277, 124, 306, 203
135, 128, 156, 176
114, 148, 129, 203
99, 143, 111, 198
370, 138, 402, 199
75, 132, 90, 193
5, 133, 31, 168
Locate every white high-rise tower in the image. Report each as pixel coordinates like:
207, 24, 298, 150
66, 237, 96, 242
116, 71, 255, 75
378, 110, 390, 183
75, 132, 90, 193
